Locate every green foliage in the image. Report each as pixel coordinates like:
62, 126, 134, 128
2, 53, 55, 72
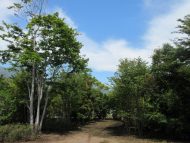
45, 72, 109, 131
110, 58, 149, 127
150, 43, 190, 138
0, 124, 35, 142
0, 76, 17, 125
109, 15, 190, 138
0, 12, 88, 132
0, 72, 29, 125
0, 13, 87, 72
110, 17, 190, 138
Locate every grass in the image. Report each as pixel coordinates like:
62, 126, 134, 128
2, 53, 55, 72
0, 124, 36, 142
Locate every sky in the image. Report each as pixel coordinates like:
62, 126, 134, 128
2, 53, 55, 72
1, 0, 190, 84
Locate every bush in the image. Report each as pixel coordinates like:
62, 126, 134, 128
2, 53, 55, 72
0, 124, 36, 142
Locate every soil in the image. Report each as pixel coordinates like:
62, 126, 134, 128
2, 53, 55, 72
21, 120, 182, 143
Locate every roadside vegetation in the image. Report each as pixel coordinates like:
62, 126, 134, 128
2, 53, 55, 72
0, 124, 35, 142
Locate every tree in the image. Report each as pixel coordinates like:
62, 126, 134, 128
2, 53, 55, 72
111, 58, 149, 134
0, 73, 28, 125
109, 15, 190, 139
8, 0, 46, 17
0, 75, 16, 125
151, 41, 190, 137
0, 13, 87, 132
44, 71, 109, 132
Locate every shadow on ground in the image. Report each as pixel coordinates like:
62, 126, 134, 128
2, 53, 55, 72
104, 120, 129, 136
22, 120, 189, 143
104, 120, 189, 143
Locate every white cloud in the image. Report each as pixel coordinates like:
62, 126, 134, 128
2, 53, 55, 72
0, 0, 17, 50
143, 0, 190, 50
56, 8, 153, 72
79, 34, 152, 71
57, 0, 190, 72
0, 0, 15, 22
79, 0, 190, 72
2, 0, 190, 72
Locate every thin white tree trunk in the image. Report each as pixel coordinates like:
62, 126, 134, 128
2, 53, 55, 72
29, 64, 35, 127
39, 86, 50, 131
39, 68, 57, 131
35, 75, 43, 132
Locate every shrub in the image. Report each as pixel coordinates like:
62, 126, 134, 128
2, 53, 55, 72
0, 124, 36, 142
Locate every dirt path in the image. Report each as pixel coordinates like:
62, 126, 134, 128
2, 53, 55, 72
22, 120, 180, 143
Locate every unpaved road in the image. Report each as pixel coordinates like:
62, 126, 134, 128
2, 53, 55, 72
22, 120, 182, 143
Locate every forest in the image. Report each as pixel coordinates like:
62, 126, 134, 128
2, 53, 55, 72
0, 0, 190, 143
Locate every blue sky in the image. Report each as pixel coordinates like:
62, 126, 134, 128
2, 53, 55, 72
1, 0, 190, 84
51, 0, 148, 44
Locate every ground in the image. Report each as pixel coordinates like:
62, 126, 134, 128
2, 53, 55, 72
21, 120, 182, 143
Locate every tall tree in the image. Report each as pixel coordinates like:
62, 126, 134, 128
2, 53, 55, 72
111, 58, 149, 134
0, 13, 87, 132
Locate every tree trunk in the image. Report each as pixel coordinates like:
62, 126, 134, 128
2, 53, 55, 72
29, 64, 35, 128
35, 75, 43, 132
39, 86, 50, 131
